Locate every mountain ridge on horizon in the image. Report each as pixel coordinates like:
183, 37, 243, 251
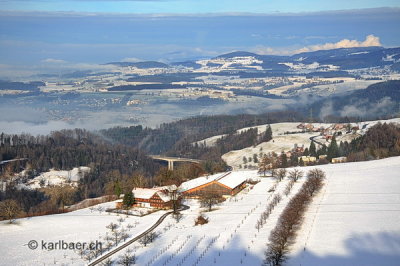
105, 46, 399, 71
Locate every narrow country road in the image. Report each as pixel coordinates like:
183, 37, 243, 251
309, 135, 324, 146
87, 205, 189, 266
87, 211, 173, 266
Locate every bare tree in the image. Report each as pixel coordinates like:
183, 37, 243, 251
305, 169, 325, 196
46, 185, 75, 212
270, 169, 278, 178
106, 222, 119, 231
307, 168, 326, 179
139, 231, 158, 247
112, 228, 122, 245
258, 155, 271, 176
284, 180, 295, 197
118, 250, 136, 266
101, 258, 113, 266
288, 169, 303, 182
0, 199, 21, 224
131, 173, 147, 188
199, 192, 224, 212
172, 212, 183, 223
276, 169, 287, 182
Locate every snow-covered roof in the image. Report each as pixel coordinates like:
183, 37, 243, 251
179, 171, 248, 192
217, 171, 248, 189
156, 191, 171, 202
158, 184, 177, 191
132, 188, 157, 199
178, 172, 225, 192
132, 187, 172, 202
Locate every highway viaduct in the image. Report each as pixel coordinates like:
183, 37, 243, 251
149, 155, 203, 170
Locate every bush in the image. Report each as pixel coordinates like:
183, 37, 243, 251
195, 214, 209, 226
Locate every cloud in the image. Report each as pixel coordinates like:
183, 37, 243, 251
339, 97, 395, 118
253, 35, 382, 56
294, 35, 381, 54
41, 58, 67, 64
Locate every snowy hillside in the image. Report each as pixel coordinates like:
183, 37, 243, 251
220, 118, 400, 169
287, 157, 400, 266
21, 167, 90, 189
2, 157, 399, 265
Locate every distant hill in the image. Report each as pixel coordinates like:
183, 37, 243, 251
216, 51, 260, 59
106, 61, 170, 69
105, 46, 400, 73
173, 46, 400, 73
171, 61, 202, 69
0, 80, 44, 91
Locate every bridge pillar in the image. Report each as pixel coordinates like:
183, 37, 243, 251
168, 160, 174, 171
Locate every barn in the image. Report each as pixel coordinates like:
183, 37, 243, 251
179, 172, 248, 198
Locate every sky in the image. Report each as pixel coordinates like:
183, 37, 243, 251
0, 1, 400, 77
1, 0, 400, 14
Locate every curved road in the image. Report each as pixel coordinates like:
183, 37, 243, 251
87, 211, 173, 266
309, 135, 325, 146
88, 205, 189, 266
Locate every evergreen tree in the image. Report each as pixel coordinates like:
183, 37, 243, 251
122, 192, 135, 209
114, 181, 122, 198
264, 125, 273, 142
327, 136, 339, 160
317, 144, 327, 157
309, 141, 317, 157
253, 153, 258, 163
279, 152, 288, 168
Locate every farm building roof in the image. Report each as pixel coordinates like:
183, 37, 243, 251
217, 171, 248, 189
179, 171, 248, 192
132, 187, 172, 202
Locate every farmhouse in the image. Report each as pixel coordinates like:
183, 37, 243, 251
117, 185, 177, 209
179, 171, 248, 198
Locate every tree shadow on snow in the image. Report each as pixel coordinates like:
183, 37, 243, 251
289, 231, 400, 266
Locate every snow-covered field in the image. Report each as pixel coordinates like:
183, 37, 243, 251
288, 157, 400, 266
1, 157, 400, 265
0, 201, 167, 265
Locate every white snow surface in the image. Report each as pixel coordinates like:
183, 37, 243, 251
25, 167, 90, 189
217, 171, 251, 189
1, 157, 400, 265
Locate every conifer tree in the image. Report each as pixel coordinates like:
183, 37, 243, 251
327, 136, 339, 160
309, 141, 317, 157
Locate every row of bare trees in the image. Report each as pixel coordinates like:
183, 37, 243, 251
256, 194, 282, 232
264, 169, 325, 266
